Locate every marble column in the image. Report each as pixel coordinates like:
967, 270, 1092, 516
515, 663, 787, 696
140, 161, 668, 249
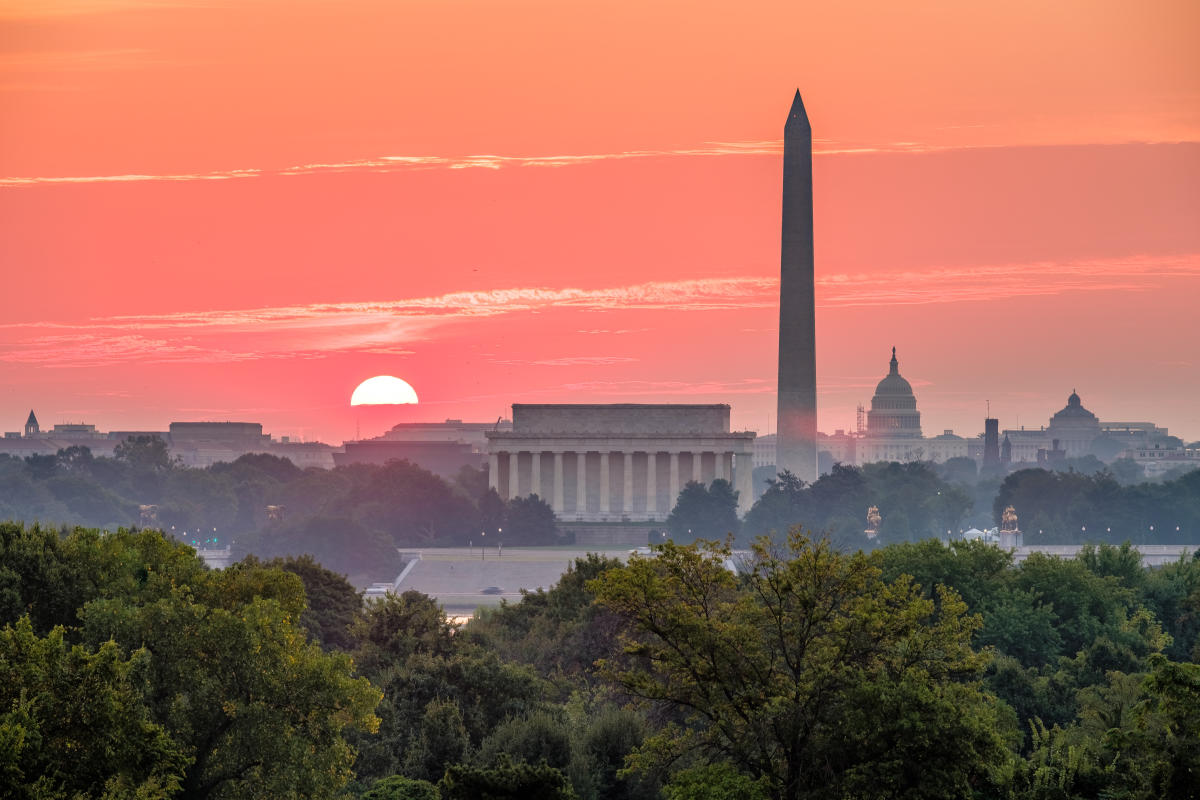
646, 452, 657, 516
669, 452, 680, 509
508, 452, 520, 500
488, 453, 499, 491
623, 452, 633, 514
714, 451, 725, 481
692, 451, 703, 483
553, 452, 564, 512
531, 451, 542, 499
599, 452, 610, 515
577, 451, 587, 514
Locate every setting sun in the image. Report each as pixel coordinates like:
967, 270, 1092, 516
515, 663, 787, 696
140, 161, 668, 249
350, 375, 419, 406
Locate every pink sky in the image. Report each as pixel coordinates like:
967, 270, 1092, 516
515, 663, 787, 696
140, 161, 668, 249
2, 0, 1198, 443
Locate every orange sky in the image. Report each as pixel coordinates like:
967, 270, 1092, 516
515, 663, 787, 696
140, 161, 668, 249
2, 0, 1198, 443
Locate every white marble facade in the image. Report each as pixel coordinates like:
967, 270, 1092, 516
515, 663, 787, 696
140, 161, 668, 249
486, 404, 756, 521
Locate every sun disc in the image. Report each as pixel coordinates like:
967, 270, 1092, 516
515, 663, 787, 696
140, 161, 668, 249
351, 375, 419, 406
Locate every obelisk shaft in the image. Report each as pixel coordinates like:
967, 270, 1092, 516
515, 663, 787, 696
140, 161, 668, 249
776, 90, 818, 483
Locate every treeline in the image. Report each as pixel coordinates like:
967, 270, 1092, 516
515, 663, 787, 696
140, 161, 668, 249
0, 440, 558, 582
3, 440, 1198, 584
734, 461, 1200, 546
995, 466, 1200, 544
3, 521, 1197, 799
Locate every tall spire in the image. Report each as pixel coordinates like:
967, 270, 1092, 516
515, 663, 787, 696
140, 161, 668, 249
786, 89, 810, 132
890, 347, 898, 374
776, 89, 818, 483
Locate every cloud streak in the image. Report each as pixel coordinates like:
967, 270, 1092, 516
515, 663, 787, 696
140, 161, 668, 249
6, 138, 1142, 188
1, 254, 1194, 368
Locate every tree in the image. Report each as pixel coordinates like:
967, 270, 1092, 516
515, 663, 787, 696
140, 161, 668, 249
440, 756, 577, 800
0, 524, 382, 800
591, 532, 1010, 800
252, 515, 403, 583
663, 763, 770, 800
0, 617, 187, 799
666, 480, 739, 543
113, 435, 173, 473
504, 494, 560, 545
742, 470, 808, 540
475, 710, 573, 772
256, 553, 362, 651
403, 698, 470, 782
23, 453, 57, 481
361, 776, 440, 800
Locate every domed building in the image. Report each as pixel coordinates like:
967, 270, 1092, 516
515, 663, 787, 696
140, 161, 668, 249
1045, 390, 1101, 457
861, 348, 926, 463
1002, 390, 1105, 463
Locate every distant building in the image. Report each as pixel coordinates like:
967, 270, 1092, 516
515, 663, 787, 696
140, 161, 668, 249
334, 439, 480, 477
1122, 443, 1200, 478
753, 433, 777, 469
334, 418, 509, 476
927, 430, 968, 463
982, 418, 1000, 470
486, 404, 756, 524
168, 422, 272, 467
859, 348, 925, 464
817, 429, 858, 466
24, 410, 38, 437
375, 419, 510, 453
1002, 391, 1104, 463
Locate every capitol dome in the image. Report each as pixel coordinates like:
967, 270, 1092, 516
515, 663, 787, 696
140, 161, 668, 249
866, 348, 922, 439
1050, 391, 1098, 423
1046, 389, 1101, 457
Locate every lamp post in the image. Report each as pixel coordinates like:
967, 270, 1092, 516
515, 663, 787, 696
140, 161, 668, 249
481, 531, 485, 561
497, 527, 503, 558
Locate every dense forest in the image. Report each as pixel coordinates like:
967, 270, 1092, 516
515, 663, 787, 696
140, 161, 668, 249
1, 440, 1198, 585
2, 522, 1197, 799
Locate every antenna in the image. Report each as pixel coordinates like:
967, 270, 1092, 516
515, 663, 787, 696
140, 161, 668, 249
986, 399, 991, 418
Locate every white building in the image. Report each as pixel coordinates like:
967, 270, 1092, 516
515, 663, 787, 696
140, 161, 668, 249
486, 404, 756, 521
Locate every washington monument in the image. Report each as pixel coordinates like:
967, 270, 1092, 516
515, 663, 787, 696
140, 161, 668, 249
776, 89, 818, 483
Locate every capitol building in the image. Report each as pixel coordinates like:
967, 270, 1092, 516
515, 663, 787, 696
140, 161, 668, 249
755, 348, 1180, 473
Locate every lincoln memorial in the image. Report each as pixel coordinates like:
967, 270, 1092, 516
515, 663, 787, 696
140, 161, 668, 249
486, 404, 756, 522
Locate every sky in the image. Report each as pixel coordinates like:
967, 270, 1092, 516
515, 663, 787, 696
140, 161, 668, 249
2, 0, 1198, 444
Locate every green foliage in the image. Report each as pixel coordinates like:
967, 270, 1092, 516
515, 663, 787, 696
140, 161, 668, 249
360, 775, 440, 800
666, 479, 740, 542
254, 553, 363, 650
250, 514, 403, 583
503, 493, 560, 545
0, 523, 382, 800
743, 462, 970, 547
0, 617, 187, 799
476, 709, 573, 771
663, 763, 771, 800
469, 554, 625, 686
592, 531, 1010, 800
404, 698, 470, 782
440, 756, 577, 800
349, 590, 548, 785
113, 435, 174, 473
997, 467, 1200, 544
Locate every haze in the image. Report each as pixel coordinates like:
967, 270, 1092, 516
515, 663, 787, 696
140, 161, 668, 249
2, 0, 1198, 442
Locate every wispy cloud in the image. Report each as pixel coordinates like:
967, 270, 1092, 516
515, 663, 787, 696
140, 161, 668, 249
1, 255, 1194, 368
0, 278, 774, 367
818, 255, 1200, 307
5, 137, 1117, 188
